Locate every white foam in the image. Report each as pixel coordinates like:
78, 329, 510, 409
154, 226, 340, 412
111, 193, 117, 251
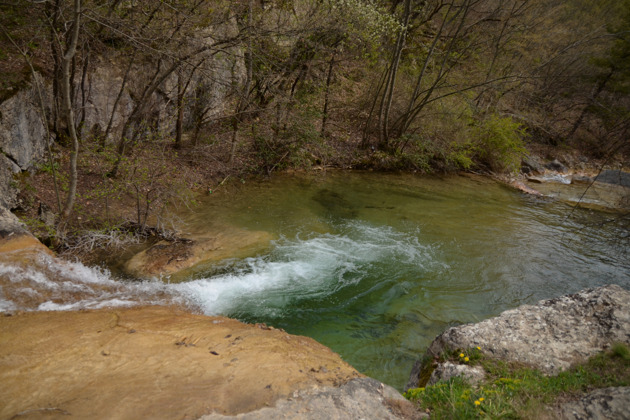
171, 222, 439, 316
0, 221, 439, 315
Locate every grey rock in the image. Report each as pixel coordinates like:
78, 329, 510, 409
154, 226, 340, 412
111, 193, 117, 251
427, 362, 486, 386
595, 170, 630, 189
407, 285, 630, 388
521, 156, 545, 175
199, 378, 425, 420
545, 159, 568, 173
0, 73, 48, 170
0, 155, 18, 210
571, 174, 593, 184
0, 206, 27, 238
79, 63, 135, 144
561, 387, 630, 420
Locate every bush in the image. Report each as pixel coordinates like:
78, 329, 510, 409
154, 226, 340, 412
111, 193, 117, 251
472, 114, 527, 173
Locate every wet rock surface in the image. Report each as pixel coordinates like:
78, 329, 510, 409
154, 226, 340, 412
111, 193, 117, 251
560, 387, 630, 420
0, 306, 363, 419
124, 227, 274, 279
407, 285, 630, 389
595, 169, 630, 188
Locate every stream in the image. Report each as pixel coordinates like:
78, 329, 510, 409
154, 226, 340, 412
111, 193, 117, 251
1, 171, 629, 390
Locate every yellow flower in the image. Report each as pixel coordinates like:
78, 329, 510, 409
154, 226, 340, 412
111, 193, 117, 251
464, 357, 469, 362
476, 346, 481, 350
479, 397, 485, 402
459, 353, 465, 358
474, 400, 481, 406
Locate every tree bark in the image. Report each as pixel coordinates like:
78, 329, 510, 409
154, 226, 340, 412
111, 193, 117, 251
59, 0, 82, 224
378, 0, 412, 150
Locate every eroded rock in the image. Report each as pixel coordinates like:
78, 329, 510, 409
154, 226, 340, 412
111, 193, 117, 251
0, 73, 48, 171
595, 170, 630, 189
560, 387, 630, 420
430, 285, 630, 374
545, 159, 568, 173
427, 362, 486, 387
0, 306, 362, 419
200, 378, 424, 420
408, 285, 630, 389
124, 227, 274, 279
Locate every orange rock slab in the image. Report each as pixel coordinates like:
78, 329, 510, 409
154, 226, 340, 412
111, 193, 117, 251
0, 306, 361, 419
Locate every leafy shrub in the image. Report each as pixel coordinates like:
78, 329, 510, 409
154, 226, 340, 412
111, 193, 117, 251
471, 114, 527, 173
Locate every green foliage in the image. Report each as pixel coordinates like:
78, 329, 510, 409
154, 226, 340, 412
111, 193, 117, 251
471, 114, 527, 173
37, 161, 60, 175
330, 0, 401, 45
405, 344, 630, 419
612, 342, 630, 361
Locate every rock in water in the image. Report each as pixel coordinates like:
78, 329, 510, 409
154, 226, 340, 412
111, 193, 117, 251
407, 285, 630, 388
595, 170, 630, 188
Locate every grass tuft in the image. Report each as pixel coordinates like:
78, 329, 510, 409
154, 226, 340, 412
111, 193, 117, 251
404, 344, 630, 419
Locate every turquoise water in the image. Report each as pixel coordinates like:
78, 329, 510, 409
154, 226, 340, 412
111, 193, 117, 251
173, 172, 630, 390
2, 171, 627, 391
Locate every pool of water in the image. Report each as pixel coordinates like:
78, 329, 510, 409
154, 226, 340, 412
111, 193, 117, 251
2, 171, 628, 390
172, 171, 630, 389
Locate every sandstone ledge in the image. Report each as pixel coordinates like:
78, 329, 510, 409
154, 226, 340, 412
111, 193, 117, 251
0, 306, 364, 419
124, 228, 274, 280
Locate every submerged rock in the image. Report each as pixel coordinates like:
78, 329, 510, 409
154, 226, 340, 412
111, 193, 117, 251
520, 175, 630, 210
407, 285, 630, 389
0, 306, 364, 419
595, 169, 630, 189
124, 227, 274, 279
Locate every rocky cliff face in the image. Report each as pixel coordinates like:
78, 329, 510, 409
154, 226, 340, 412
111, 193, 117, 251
0, 21, 244, 233
0, 73, 50, 223
0, 73, 48, 172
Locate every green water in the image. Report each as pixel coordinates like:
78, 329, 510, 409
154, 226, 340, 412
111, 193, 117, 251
173, 171, 630, 390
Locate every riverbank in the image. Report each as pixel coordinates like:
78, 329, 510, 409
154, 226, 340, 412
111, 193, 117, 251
9, 139, 628, 276
404, 284, 630, 419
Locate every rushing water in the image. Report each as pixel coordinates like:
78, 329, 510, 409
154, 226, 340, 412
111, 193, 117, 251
1, 171, 629, 390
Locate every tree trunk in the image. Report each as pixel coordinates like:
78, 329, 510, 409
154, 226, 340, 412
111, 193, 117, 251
59, 0, 82, 224
175, 69, 184, 149
321, 50, 336, 138
378, 0, 412, 150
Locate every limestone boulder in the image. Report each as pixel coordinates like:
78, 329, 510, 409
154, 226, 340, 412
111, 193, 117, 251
0, 155, 19, 211
407, 285, 630, 389
429, 285, 630, 374
200, 378, 423, 420
561, 387, 630, 420
426, 362, 486, 387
